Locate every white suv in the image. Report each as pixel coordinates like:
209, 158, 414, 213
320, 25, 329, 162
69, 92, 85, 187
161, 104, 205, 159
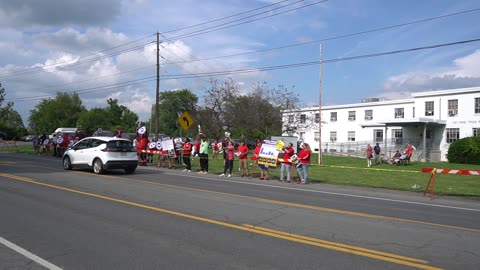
62, 137, 138, 174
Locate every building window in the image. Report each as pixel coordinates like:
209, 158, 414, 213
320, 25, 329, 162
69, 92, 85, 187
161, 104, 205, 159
300, 114, 306, 123
413, 107, 415, 118
330, 131, 337, 142
299, 132, 305, 140
364, 110, 373, 120
330, 112, 337, 122
314, 132, 320, 142
448, 99, 458, 117
473, 128, 480, 137
315, 113, 320, 123
395, 108, 404, 118
392, 129, 403, 144
348, 111, 356, 121
288, 115, 294, 123
446, 128, 459, 143
373, 129, 383, 142
425, 101, 434, 116
475, 98, 480, 114
348, 131, 355, 141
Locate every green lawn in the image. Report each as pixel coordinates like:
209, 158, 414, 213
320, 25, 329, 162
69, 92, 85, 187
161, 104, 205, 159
4, 146, 480, 197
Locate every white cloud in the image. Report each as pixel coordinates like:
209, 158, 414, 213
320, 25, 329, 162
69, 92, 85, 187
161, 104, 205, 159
381, 50, 480, 96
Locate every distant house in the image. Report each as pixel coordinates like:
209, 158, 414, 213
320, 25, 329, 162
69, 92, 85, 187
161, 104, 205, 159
282, 86, 480, 162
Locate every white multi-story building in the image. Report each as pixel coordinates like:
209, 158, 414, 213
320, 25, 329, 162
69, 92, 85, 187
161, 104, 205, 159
282, 86, 480, 162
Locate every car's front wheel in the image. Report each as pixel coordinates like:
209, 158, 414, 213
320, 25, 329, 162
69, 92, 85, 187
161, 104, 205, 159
63, 156, 72, 170
93, 158, 104, 174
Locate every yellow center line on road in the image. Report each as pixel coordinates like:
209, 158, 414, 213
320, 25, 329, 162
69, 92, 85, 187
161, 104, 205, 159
0, 172, 441, 270
101, 174, 480, 233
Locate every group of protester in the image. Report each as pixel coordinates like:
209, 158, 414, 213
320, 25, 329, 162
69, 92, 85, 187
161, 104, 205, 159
365, 142, 414, 167
31, 132, 82, 158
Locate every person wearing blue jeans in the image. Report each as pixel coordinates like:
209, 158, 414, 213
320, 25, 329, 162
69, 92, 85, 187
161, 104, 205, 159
296, 142, 312, 184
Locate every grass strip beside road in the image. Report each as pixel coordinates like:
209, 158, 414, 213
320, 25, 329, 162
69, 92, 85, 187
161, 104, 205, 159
3, 146, 480, 196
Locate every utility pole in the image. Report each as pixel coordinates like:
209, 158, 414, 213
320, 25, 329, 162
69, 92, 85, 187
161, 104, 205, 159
318, 44, 323, 165
155, 32, 160, 141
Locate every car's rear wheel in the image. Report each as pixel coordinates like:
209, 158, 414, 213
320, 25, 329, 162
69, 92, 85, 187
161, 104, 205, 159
124, 167, 136, 174
93, 159, 104, 174
63, 156, 72, 170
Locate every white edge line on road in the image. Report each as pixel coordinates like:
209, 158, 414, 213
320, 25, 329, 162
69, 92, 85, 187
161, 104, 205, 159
164, 172, 480, 212
0, 236, 63, 270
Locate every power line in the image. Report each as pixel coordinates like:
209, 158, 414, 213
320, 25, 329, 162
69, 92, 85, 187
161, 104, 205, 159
159, 37, 480, 79
166, 7, 480, 65
161, 0, 292, 34
162, 0, 327, 42
7, 76, 156, 102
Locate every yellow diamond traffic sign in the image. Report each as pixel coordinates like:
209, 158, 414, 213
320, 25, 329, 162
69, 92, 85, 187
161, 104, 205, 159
178, 111, 194, 131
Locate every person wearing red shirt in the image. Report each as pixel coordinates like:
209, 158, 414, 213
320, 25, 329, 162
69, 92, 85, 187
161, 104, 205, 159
182, 138, 192, 172
254, 141, 269, 180
237, 141, 249, 177
59, 133, 70, 157
219, 141, 235, 177
137, 134, 148, 166
212, 140, 219, 159
280, 142, 295, 182
297, 142, 311, 184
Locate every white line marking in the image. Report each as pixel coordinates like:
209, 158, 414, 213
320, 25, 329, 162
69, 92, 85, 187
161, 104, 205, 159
0, 236, 63, 270
163, 172, 480, 212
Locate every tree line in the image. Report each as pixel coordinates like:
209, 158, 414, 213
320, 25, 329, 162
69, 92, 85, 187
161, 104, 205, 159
0, 78, 301, 140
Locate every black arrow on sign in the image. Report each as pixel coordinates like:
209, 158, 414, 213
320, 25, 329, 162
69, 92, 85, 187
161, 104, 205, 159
183, 117, 190, 127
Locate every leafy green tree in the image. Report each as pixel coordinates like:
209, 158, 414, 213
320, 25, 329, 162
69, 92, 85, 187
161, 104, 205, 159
77, 108, 111, 134
29, 92, 86, 134
105, 98, 139, 132
155, 89, 198, 137
0, 82, 26, 139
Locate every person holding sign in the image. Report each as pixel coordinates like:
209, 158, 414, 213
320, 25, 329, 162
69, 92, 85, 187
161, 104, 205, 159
254, 141, 270, 180
296, 143, 311, 184
280, 142, 294, 182
182, 138, 192, 172
219, 141, 235, 177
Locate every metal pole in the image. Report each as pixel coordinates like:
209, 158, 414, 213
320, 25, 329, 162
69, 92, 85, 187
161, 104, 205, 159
155, 32, 160, 141
318, 44, 323, 165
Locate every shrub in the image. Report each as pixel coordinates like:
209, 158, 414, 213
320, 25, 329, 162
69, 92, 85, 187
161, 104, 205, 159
448, 136, 480, 164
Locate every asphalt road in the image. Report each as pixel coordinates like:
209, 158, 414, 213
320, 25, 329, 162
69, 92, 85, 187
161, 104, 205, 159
1, 152, 479, 270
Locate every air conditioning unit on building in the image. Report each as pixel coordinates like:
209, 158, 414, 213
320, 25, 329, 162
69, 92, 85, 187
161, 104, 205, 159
348, 116, 355, 121
426, 110, 433, 116
365, 115, 372, 120
448, 109, 457, 117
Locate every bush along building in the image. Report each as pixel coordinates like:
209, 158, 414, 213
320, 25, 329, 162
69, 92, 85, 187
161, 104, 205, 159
282, 86, 480, 162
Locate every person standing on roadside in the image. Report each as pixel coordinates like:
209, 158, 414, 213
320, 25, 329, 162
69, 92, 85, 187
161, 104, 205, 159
237, 141, 249, 177
365, 143, 373, 168
182, 137, 192, 172
297, 142, 311, 184
219, 141, 235, 177
374, 142, 381, 165
280, 142, 294, 182
198, 135, 209, 174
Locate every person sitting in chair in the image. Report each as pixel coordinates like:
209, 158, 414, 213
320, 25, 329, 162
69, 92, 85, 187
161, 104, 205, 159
389, 150, 402, 164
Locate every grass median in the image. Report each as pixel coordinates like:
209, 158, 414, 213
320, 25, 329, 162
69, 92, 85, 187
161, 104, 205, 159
4, 146, 480, 197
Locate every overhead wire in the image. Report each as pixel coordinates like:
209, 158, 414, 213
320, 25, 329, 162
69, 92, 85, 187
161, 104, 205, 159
7, 37, 480, 102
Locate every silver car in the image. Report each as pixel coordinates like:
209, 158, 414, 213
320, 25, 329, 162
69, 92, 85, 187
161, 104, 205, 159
62, 136, 138, 174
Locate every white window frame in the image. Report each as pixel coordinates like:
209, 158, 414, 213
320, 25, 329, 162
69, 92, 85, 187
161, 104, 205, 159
373, 129, 383, 143
425, 101, 434, 116
473, 128, 480, 137
394, 108, 404, 119
348, 131, 355, 142
300, 114, 306, 123
330, 131, 337, 142
314, 132, 320, 142
475, 98, 480, 114
348, 111, 356, 121
364, 110, 373, 120
330, 112, 337, 122
448, 99, 458, 117
446, 128, 459, 143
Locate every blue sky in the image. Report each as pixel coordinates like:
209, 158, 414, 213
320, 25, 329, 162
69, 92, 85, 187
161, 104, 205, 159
1, 0, 479, 124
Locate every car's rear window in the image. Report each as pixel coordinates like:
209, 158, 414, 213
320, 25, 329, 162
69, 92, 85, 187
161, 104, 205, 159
106, 140, 134, 152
